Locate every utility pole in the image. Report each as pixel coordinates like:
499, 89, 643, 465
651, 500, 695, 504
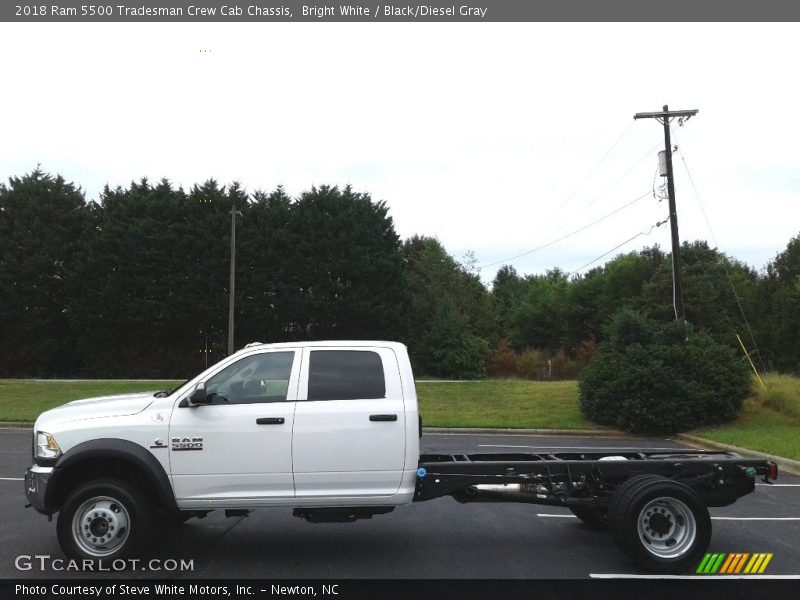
634, 105, 698, 321
227, 203, 242, 355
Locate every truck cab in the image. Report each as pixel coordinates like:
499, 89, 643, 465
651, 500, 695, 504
26, 341, 420, 560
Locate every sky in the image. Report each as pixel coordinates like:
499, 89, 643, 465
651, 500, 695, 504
1, 22, 799, 284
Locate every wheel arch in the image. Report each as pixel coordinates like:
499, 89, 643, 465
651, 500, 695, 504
45, 438, 176, 514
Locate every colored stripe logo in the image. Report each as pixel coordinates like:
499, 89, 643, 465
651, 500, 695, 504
696, 552, 773, 574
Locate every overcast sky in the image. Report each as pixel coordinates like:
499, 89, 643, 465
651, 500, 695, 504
1, 22, 798, 283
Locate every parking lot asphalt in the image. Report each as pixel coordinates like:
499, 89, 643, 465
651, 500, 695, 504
1, 429, 798, 579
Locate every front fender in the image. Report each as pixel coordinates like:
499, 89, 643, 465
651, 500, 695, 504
45, 438, 176, 512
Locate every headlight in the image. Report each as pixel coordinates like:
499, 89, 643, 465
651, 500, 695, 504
35, 431, 61, 460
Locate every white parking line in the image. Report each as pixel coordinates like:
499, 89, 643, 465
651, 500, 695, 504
757, 484, 800, 487
710, 517, 800, 521
537, 513, 800, 521
590, 574, 800, 579
0, 477, 23, 481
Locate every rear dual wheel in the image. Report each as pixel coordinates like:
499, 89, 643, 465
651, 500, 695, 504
608, 475, 711, 573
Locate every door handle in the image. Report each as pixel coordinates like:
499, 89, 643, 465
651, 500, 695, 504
369, 414, 398, 422
256, 417, 285, 425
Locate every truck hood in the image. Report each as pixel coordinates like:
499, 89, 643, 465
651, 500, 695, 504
36, 392, 156, 426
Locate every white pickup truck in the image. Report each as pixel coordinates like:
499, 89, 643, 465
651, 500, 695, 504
25, 340, 777, 574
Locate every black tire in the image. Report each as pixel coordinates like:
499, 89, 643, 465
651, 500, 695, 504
57, 479, 152, 562
569, 505, 608, 530
607, 474, 665, 526
608, 475, 711, 574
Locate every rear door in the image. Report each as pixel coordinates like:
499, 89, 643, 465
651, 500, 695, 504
292, 346, 406, 498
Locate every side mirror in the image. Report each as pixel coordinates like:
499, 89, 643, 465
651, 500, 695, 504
189, 382, 211, 406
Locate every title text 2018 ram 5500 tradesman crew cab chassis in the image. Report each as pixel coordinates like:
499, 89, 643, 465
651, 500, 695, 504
25, 341, 777, 573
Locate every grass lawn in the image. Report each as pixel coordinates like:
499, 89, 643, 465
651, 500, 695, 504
0, 380, 180, 422
0, 378, 594, 429
416, 379, 598, 430
691, 373, 800, 462
753, 372, 800, 419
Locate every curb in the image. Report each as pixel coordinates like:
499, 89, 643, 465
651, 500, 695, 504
0, 422, 33, 429
676, 433, 800, 477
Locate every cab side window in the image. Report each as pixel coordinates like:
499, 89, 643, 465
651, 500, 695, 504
205, 351, 294, 404
307, 350, 386, 401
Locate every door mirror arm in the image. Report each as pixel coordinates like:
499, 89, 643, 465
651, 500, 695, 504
188, 382, 212, 406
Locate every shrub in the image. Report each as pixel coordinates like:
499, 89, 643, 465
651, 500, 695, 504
552, 347, 578, 379
576, 339, 598, 367
517, 349, 546, 379
430, 333, 488, 380
579, 308, 751, 435
416, 300, 488, 379
486, 339, 519, 377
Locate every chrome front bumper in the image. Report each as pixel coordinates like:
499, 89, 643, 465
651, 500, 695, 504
24, 465, 54, 515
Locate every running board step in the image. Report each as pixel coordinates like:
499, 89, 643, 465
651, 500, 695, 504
293, 507, 394, 523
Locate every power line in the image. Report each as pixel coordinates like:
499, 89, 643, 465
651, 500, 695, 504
538, 120, 636, 231
488, 139, 661, 273
676, 148, 767, 372
492, 120, 636, 265
574, 141, 663, 216
566, 216, 670, 277
652, 162, 667, 203
478, 190, 652, 269
683, 243, 740, 334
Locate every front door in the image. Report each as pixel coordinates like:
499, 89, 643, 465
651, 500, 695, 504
292, 347, 407, 498
169, 348, 301, 506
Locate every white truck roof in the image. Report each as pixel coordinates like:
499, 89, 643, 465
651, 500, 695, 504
238, 340, 407, 352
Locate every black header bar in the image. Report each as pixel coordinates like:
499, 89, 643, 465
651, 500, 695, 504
3, 1, 800, 22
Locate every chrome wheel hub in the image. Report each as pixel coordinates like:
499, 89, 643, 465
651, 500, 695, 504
72, 496, 130, 557
637, 496, 696, 559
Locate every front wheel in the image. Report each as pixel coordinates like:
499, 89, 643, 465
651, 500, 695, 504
57, 479, 152, 562
608, 476, 711, 574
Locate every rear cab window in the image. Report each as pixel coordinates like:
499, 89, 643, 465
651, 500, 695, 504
307, 350, 386, 401
298, 347, 403, 402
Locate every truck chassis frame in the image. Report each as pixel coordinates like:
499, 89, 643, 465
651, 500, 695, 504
414, 448, 777, 572
415, 448, 773, 508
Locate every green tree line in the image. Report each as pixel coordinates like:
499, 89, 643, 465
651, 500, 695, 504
1, 169, 798, 378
